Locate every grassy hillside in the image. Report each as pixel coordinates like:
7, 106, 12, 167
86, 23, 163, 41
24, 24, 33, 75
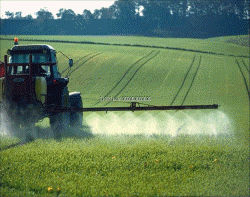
0, 35, 249, 196
1, 35, 249, 57
207, 35, 250, 47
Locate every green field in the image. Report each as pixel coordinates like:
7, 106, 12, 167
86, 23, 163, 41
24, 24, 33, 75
0, 35, 249, 196
1, 135, 249, 196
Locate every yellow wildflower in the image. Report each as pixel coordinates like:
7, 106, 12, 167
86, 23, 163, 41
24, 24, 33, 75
47, 187, 53, 192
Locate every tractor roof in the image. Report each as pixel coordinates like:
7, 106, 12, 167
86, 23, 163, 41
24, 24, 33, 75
11, 44, 55, 52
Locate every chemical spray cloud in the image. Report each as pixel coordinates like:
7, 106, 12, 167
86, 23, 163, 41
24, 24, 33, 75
0, 102, 54, 141
85, 110, 233, 136
0, 103, 13, 136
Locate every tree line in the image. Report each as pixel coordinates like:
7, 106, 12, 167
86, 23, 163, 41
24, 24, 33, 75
1, 0, 249, 38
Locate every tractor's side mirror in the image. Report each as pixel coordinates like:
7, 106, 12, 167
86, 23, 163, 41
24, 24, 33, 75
7, 49, 11, 55
69, 59, 73, 67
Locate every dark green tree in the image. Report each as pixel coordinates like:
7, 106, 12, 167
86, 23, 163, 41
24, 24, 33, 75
14, 12, 22, 19
93, 9, 102, 19
114, 0, 137, 20
82, 9, 94, 20
23, 14, 33, 20
56, 8, 76, 20
36, 8, 54, 20
5, 11, 14, 19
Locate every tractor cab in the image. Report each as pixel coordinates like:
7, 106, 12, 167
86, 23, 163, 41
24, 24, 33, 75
3, 44, 71, 110
7, 44, 60, 78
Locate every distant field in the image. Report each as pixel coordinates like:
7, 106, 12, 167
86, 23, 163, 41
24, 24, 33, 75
1, 34, 249, 57
207, 35, 250, 47
0, 35, 249, 196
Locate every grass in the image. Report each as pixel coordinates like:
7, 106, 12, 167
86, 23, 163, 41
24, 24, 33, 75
0, 136, 20, 150
0, 35, 249, 196
0, 135, 249, 196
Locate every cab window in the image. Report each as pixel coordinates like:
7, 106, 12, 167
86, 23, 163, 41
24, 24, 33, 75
9, 53, 51, 75
12, 53, 50, 63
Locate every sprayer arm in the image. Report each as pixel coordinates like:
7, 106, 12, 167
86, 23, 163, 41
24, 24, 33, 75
46, 103, 219, 113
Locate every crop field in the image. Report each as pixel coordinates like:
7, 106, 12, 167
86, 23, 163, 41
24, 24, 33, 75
0, 35, 249, 196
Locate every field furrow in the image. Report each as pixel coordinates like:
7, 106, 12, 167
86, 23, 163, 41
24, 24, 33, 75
235, 58, 250, 97
68, 52, 103, 77
170, 55, 196, 106
181, 54, 249, 134
92, 50, 157, 106
241, 59, 250, 73
104, 51, 161, 106
68, 51, 143, 105
181, 55, 202, 105
61, 52, 95, 75
168, 55, 202, 106
144, 51, 197, 106
91, 50, 160, 107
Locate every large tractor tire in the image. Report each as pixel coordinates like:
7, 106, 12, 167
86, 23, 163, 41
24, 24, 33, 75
69, 92, 83, 129
50, 87, 70, 139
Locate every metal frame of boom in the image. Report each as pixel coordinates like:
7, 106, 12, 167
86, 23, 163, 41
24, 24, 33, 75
47, 103, 219, 113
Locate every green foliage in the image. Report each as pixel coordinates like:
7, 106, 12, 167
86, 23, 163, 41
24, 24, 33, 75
0, 136, 249, 196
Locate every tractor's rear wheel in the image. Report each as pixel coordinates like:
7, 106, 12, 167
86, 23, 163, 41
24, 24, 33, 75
50, 87, 70, 139
69, 92, 83, 129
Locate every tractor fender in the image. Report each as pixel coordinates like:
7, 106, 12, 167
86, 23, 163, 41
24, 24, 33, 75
69, 92, 82, 106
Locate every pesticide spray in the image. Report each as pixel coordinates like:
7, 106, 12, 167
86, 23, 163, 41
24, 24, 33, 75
85, 110, 233, 137
0, 103, 54, 143
0, 107, 11, 136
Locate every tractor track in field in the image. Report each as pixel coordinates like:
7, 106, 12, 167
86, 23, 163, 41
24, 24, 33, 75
241, 59, 250, 73
61, 53, 95, 75
67, 52, 103, 77
93, 50, 160, 106
1, 37, 249, 58
111, 51, 161, 100
235, 58, 250, 98
170, 55, 196, 106
181, 55, 202, 105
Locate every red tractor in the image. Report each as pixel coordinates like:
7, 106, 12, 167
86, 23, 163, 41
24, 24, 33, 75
0, 42, 83, 139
